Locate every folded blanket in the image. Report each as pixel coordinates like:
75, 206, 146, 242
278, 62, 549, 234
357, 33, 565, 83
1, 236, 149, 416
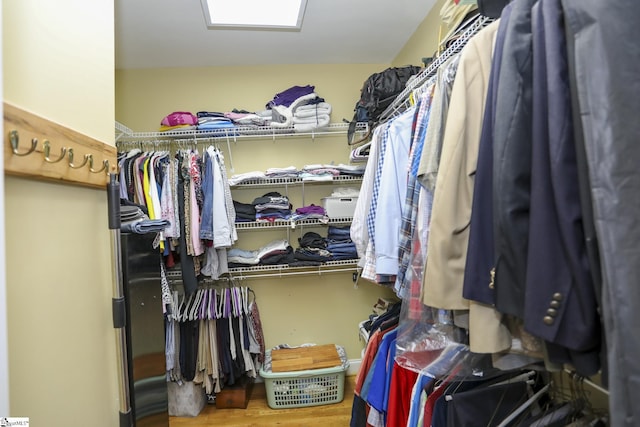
294, 108, 332, 119
292, 114, 331, 133
293, 114, 331, 125
270, 93, 319, 128
294, 102, 332, 118
294, 115, 331, 132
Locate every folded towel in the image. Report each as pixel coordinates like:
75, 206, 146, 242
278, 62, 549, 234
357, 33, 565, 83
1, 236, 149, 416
293, 115, 331, 132
293, 114, 331, 125
294, 102, 332, 117
294, 108, 332, 119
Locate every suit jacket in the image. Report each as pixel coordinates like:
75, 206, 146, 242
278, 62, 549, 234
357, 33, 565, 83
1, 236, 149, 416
492, 0, 536, 319
462, 3, 512, 307
525, 0, 600, 375
562, 0, 640, 424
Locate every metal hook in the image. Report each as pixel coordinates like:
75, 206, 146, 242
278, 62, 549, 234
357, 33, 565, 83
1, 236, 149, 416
9, 130, 38, 156
88, 154, 109, 174
43, 140, 67, 163
68, 148, 90, 169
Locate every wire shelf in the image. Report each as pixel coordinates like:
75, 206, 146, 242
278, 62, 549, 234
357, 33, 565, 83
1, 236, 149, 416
231, 175, 363, 188
115, 122, 369, 144
235, 217, 352, 230
166, 259, 360, 281
228, 259, 359, 279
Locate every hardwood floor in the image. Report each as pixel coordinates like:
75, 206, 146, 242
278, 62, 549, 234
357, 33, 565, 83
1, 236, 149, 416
170, 375, 356, 427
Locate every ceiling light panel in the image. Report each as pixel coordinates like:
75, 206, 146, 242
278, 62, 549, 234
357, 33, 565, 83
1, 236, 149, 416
202, 0, 307, 30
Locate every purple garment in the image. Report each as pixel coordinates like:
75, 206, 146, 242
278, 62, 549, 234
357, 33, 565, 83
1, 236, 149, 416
295, 204, 326, 215
266, 85, 315, 109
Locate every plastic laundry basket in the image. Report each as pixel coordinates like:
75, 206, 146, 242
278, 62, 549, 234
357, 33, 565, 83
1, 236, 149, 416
259, 347, 348, 409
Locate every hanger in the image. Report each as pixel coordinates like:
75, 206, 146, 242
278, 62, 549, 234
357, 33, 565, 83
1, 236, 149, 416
495, 383, 551, 427
198, 288, 208, 321
490, 370, 538, 388
242, 287, 249, 315
205, 288, 215, 320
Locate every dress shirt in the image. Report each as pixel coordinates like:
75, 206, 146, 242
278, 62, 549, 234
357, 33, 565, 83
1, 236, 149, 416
350, 126, 382, 261
374, 108, 415, 276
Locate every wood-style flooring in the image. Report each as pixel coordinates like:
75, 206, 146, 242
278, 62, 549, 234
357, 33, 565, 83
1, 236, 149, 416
169, 375, 356, 427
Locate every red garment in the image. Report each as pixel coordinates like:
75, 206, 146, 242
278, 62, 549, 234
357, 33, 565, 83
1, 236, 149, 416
355, 330, 382, 396
386, 362, 419, 427
423, 379, 450, 426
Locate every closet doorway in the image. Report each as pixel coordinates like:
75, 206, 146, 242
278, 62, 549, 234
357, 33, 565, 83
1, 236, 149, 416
0, 7, 10, 415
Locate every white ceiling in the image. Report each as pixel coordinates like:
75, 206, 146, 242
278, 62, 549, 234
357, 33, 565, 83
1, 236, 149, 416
115, 0, 437, 69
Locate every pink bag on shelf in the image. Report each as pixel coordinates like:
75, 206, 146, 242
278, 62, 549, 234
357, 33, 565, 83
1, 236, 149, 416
161, 111, 198, 127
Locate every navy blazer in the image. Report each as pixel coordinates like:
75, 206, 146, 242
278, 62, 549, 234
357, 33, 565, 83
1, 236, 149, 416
462, 3, 513, 305
526, 0, 600, 376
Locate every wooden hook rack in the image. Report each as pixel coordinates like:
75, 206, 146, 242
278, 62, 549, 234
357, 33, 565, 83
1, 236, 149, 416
3, 102, 117, 189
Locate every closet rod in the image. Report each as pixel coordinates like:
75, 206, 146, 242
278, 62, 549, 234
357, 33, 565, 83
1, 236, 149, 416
564, 369, 609, 396
379, 15, 494, 122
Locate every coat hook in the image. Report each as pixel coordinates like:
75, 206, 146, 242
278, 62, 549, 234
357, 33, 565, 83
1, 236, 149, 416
43, 140, 67, 163
88, 154, 109, 174
68, 148, 90, 169
9, 130, 38, 156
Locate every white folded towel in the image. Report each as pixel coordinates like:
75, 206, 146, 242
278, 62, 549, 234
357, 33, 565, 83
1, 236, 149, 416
293, 115, 331, 132
294, 102, 332, 118
293, 114, 331, 125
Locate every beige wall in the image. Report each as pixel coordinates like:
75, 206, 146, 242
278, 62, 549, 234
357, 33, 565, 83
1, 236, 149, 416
116, 64, 399, 360
116, 63, 390, 132
393, 0, 448, 67
3, 1, 118, 426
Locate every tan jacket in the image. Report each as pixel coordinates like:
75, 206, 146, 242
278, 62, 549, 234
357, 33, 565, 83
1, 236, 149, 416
420, 20, 511, 353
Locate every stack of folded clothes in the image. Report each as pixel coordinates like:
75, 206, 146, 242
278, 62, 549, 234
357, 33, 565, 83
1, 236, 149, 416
293, 232, 332, 266
233, 200, 256, 223
333, 163, 366, 177
265, 166, 299, 179
290, 204, 328, 223
252, 192, 292, 222
228, 170, 268, 186
227, 239, 292, 268
326, 225, 358, 260
224, 110, 271, 127
196, 111, 236, 132
299, 164, 340, 181
266, 85, 332, 132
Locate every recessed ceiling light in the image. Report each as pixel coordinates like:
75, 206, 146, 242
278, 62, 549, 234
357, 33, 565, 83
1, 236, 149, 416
201, 0, 307, 31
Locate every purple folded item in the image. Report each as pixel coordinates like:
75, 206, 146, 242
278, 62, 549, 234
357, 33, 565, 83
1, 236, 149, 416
161, 112, 198, 127
295, 204, 326, 215
266, 85, 315, 109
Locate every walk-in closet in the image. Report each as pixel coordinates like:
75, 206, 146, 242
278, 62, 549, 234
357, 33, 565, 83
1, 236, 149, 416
4, 0, 637, 426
